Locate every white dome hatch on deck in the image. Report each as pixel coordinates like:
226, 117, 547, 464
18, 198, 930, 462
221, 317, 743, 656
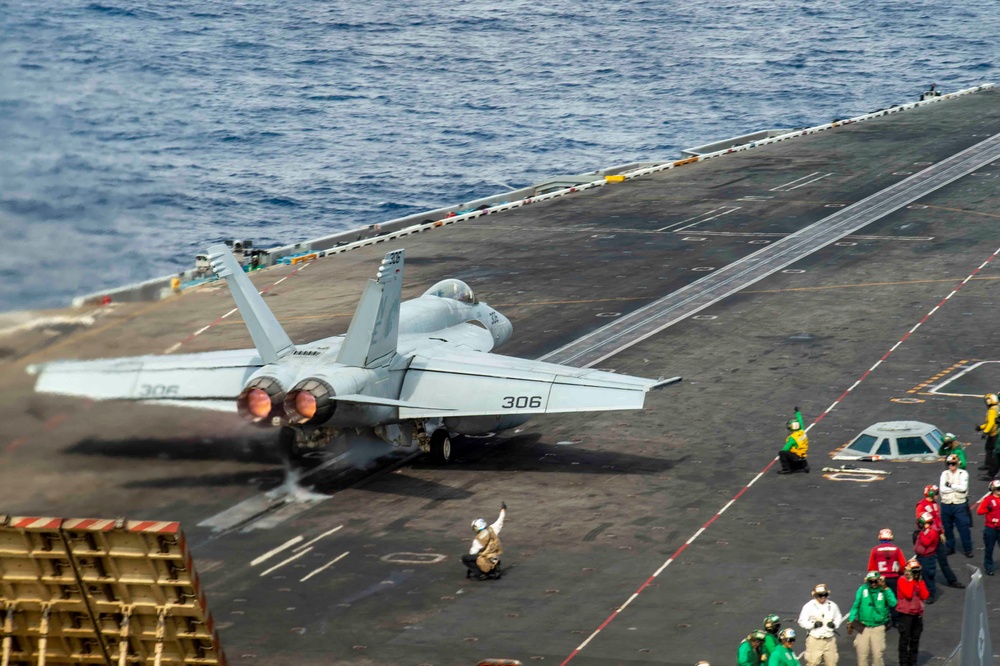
833, 421, 945, 461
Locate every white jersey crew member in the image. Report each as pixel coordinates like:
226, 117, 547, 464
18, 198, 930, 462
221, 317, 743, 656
939, 454, 974, 557
797, 583, 843, 666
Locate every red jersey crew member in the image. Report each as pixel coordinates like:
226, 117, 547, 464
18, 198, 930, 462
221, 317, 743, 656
914, 485, 962, 591
976, 479, 1000, 575
463, 502, 506, 579
778, 407, 809, 474
895, 560, 930, 666
867, 529, 906, 625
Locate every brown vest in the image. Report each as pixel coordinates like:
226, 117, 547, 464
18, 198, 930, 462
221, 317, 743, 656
475, 527, 503, 572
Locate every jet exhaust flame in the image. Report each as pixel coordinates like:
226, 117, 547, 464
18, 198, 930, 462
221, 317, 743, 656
284, 378, 337, 425
237, 376, 287, 424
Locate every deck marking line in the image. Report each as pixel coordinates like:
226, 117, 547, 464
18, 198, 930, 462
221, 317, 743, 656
618, 592, 640, 612
293, 525, 343, 551
300, 551, 349, 582
221, 308, 238, 318
163, 343, 181, 354
673, 206, 742, 233
770, 172, 822, 191
5, 437, 28, 454
560, 246, 1000, 665
251, 536, 305, 566
259, 546, 313, 577
786, 172, 833, 190
653, 558, 675, 577
193, 326, 210, 336
656, 207, 722, 232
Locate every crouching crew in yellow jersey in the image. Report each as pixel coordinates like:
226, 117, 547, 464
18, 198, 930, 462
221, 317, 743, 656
778, 407, 810, 475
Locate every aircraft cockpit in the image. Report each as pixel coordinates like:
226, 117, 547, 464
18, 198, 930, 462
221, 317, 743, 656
423, 279, 477, 304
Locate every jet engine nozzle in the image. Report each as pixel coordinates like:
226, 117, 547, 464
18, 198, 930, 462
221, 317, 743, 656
283, 378, 337, 425
236, 375, 287, 424
283, 367, 376, 426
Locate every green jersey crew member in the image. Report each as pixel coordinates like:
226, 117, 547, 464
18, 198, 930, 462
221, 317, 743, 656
768, 628, 801, 666
937, 433, 966, 469
847, 572, 897, 666
762, 614, 782, 662
778, 407, 810, 474
738, 630, 766, 666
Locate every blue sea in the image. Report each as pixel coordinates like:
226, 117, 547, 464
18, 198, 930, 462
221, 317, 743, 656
0, 1, 995, 312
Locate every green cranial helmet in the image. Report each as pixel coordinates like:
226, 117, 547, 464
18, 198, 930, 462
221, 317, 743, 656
751, 630, 767, 641
943, 433, 956, 444
764, 614, 781, 631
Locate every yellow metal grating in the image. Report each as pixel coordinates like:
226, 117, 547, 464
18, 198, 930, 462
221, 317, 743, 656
0, 516, 224, 666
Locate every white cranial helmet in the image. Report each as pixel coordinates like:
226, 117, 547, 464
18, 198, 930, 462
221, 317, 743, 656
471, 518, 488, 532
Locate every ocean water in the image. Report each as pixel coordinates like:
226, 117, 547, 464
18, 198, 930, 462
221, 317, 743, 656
0, 0, 995, 312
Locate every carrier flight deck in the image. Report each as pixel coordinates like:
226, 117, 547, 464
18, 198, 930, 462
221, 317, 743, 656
2, 86, 1000, 665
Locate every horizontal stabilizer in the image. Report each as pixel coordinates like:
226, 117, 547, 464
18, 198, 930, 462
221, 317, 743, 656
397, 349, 672, 418
31, 349, 259, 406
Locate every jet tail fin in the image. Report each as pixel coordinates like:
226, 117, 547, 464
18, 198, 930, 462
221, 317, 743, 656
337, 249, 404, 368
208, 244, 295, 364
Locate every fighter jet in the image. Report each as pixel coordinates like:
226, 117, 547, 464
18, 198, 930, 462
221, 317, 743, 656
30, 246, 679, 463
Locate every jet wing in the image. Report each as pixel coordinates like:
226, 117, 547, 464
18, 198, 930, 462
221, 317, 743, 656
29, 349, 262, 412
397, 350, 678, 418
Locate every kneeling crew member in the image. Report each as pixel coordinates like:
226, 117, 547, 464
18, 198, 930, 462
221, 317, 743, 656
778, 406, 809, 474
463, 502, 506, 578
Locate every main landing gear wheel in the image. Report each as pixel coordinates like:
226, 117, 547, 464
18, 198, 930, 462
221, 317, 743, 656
429, 429, 453, 465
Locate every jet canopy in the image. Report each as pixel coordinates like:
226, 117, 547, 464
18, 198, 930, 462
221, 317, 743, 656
424, 279, 477, 304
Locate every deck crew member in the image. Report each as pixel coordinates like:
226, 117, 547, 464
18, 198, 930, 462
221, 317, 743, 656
847, 572, 896, 666
762, 614, 782, 662
978, 393, 999, 472
896, 560, 929, 666
914, 485, 961, 590
937, 433, 966, 469
778, 407, 809, 474
463, 502, 506, 579
768, 629, 800, 666
797, 583, 842, 666
976, 479, 1000, 575
738, 630, 766, 666
867, 529, 906, 625
940, 454, 973, 557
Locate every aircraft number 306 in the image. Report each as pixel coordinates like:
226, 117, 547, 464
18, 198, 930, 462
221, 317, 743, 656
137, 384, 180, 397
501, 396, 542, 409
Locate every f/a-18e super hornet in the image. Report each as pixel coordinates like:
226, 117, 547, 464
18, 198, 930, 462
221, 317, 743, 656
31, 247, 679, 463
